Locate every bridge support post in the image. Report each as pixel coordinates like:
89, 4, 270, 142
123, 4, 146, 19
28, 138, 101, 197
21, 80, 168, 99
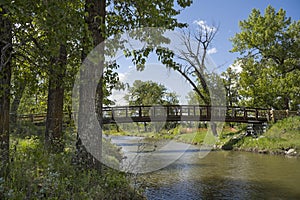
253, 124, 263, 135
210, 122, 218, 136
247, 123, 265, 137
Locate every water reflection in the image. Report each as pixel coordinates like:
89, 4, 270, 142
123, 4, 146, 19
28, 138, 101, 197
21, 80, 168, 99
109, 136, 300, 199
142, 150, 300, 199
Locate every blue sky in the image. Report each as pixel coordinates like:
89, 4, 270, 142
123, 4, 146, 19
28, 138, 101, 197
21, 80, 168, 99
110, 0, 299, 105
178, 0, 300, 70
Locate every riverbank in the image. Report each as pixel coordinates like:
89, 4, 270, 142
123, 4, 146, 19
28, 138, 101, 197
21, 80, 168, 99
192, 116, 300, 157
104, 116, 300, 157
227, 116, 300, 157
2, 125, 145, 199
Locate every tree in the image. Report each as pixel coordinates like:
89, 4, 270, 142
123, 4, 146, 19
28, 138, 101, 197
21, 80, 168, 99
124, 80, 179, 132
0, 0, 193, 173
156, 21, 219, 105
0, 5, 12, 178
221, 66, 240, 107
75, 0, 106, 170
124, 80, 179, 106
154, 21, 223, 136
7, 0, 52, 121
75, 0, 192, 169
231, 5, 300, 110
2, 0, 83, 152
41, 1, 84, 152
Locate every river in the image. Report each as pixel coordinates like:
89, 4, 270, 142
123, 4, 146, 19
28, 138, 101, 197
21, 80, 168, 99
108, 136, 300, 199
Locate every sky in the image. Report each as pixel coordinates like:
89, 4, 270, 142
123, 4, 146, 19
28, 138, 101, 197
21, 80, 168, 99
178, 0, 300, 70
109, 0, 300, 106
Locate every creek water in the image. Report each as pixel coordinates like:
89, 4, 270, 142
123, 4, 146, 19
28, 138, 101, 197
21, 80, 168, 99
108, 136, 300, 199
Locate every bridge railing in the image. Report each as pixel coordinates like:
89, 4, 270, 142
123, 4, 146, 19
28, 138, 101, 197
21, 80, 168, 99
14, 113, 47, 123
11, 112, 73, 125
270, 110, 298, 121
103, 105, 271, 123
12, 106, 298, 125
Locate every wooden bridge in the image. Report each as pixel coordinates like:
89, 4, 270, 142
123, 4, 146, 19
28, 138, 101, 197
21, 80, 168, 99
14, 105, 298, 125
102, 105, 297, 124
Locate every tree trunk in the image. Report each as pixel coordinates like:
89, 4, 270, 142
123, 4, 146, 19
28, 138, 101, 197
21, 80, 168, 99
45, 44, 66, 153
144, 122, 147, 132
0, 6, 12, 179
75, 0, 106, 171
284, 96, 290, 110
10, 80, 26, 124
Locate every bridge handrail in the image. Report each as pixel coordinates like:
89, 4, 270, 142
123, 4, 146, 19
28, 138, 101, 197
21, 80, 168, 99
102, 105, 272, 123
103, 105, 270, 110
12, 106, 298, 124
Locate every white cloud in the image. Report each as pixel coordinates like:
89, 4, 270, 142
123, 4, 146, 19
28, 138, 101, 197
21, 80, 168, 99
118, 72, 127, 82
207, 47, 217, 55
193, 20, 216, 32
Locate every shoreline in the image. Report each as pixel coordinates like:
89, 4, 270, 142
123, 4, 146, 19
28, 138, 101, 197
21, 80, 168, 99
230, 146, 300, 157
105, 116, 300, 158
105, 130, 300, 158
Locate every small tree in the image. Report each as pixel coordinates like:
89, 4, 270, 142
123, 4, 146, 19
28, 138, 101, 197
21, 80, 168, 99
221, 66, 240, 107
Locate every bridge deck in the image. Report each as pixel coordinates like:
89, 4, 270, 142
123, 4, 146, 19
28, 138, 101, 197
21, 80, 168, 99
102, 105, 270, 124
13, 105, 298, 125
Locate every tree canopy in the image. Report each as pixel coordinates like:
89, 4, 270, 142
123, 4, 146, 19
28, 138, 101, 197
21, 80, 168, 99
0, 0, 194, 177
230, 5, 300, 110
124, 80, 179, 106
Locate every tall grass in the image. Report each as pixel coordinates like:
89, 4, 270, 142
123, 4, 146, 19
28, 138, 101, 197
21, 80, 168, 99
0, 125, 144, 200
235, 116, 300, 152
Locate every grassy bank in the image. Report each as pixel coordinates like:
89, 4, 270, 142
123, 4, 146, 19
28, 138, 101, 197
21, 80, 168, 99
232, 116, 300, 156
104, 123, 240, 147
1, 124, 144, 200
104, 117, 300, 157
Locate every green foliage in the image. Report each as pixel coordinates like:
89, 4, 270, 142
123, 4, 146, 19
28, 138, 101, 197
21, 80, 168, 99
176, 129, 206, 144
124, 80, 179, 106
1, 132, 143, 199
107, 0, 191, 35
4, 0, 194, 116
221, 67, 240, 106
1, 0, 194, 198
231, 5, 300, 109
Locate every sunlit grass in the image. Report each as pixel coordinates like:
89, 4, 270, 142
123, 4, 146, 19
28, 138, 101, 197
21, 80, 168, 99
1, 125, 144, 199
235, 116, 300, 152
103, 117, 300, 156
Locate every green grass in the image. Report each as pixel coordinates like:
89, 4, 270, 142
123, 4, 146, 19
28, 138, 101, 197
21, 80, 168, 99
176, 128, 207, 144
234, 116, 300, 153
1, 125, 144, 200
104, 124, 241, 145
104, 117, 300, 156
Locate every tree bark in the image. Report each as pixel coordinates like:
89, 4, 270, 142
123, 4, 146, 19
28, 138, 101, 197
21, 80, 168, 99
10, 80, 26, 124
75, 0, 106, 171
0, 6, 12, 179
284, 96, 290, 110
45, 44, 67, 152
